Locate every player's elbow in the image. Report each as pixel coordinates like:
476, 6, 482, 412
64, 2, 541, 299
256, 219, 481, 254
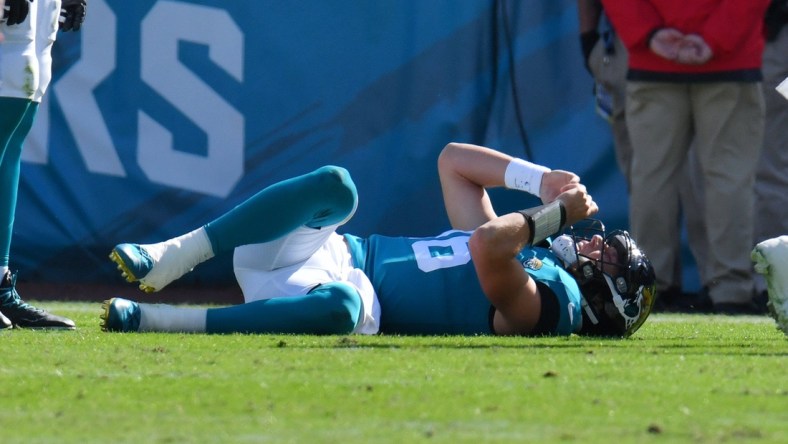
437, 142, 463, 176
469, 224, 504, 263
470, 217, 524, 263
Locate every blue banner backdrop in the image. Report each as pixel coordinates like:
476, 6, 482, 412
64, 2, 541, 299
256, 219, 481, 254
12, 0, 700, 291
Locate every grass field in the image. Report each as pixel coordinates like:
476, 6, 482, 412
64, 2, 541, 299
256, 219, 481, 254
1, 302, 787, 444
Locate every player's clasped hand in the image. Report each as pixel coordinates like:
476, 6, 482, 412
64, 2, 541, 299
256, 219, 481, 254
556, 183, 598, 226
2, 0, 32, 26
539, 170, 579, 204
59, 0, 86, 32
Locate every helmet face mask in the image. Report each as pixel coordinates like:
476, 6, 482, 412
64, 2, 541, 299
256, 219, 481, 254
565, 219, 656, 337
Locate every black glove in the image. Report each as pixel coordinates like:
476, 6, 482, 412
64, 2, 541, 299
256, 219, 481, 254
2, 0, 33, 26
59, 0, 86, 32
580, 30, 600, 74
764, 0, 788, 42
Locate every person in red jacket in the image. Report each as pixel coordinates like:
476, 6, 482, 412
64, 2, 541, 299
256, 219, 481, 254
577, 0, 710, 313
600, 0, 771, 314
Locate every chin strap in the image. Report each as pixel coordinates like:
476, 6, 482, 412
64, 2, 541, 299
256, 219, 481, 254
580, 297, 599, 325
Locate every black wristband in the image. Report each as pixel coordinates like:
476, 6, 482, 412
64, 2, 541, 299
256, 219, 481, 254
580, 30, 600, 71
764, 1, 788, 41
518, 201, 567, 246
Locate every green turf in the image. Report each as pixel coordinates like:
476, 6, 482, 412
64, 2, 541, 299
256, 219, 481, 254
1, 302, 786, 444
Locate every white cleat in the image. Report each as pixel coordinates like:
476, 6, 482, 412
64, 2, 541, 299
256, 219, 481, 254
752, 236, 788, 336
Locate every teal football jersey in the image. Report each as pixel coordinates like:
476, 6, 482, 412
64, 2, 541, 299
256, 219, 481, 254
344, 230, 582, 335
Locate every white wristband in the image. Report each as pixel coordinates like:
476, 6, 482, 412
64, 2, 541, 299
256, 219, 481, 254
504, 158, 550, 197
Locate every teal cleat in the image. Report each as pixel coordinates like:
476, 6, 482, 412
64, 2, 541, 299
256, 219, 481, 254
100, 298, 141, 332
109, 240, 199, 294
110, 243, 156, 292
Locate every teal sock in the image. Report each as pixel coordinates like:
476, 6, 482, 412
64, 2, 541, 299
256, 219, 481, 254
206, 282, 363, 334
203, 165, 357, 255
0, 99, 36, 267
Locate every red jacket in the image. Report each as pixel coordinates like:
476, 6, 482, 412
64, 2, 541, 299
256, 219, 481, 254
601, 0, 770, 81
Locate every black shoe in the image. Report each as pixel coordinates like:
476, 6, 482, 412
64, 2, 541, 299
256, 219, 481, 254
0, 271, 76, 329
711, 288, 769, 316
652, 286, 680, 313
753, 290, 769, 315
653, 286, 713, 314
0, 309, 10, 329
712, 301, 763, 316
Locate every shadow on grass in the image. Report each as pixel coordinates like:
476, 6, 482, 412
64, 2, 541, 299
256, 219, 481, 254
264, 335, 788, 357
269, 335, 632, 350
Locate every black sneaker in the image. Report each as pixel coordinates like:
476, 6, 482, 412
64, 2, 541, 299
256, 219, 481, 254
713, 302, 762, 315
653, 286, 713, 314
0, 309, 10, 329
712, 298, 766, 316
711, 290, 769, 316
0, 271, 76, 329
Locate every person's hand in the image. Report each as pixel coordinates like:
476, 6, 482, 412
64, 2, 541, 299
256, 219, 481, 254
540, 170, 579, 204
650, 28, 713, 65
676, 34, 712, 65
59, 0, 86, 32
556, 183, 599, 226
649, 28, 684, 61
2, 0, 32, 26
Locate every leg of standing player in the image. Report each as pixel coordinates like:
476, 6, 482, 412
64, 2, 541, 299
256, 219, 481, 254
0, 0, 75, 328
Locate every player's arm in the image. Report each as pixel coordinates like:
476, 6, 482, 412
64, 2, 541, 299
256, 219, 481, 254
438, 142, 580, 230
469, 184, 598, 335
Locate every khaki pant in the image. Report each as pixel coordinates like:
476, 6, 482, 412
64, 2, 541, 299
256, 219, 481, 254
589, 35, 709, 290
626, 81, 764, 304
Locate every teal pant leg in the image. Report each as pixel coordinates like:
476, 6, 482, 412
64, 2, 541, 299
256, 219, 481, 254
0, 98, 36, 267
205, 281, 363, 334
204, 165, 358, 255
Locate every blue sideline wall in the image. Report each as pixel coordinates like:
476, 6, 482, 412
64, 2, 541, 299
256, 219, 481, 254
13, 0, 700, 291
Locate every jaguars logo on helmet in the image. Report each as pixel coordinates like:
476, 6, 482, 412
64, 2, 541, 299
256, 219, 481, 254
562, 219, 657, 337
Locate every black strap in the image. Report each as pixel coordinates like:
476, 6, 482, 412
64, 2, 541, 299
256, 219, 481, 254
530, 282, 560, 336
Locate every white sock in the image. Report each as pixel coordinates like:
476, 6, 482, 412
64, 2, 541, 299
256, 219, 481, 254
140, 227, 215, 291
138, 303, 208, 332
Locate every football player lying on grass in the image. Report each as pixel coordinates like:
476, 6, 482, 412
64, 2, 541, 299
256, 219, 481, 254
100, 143, 656, 337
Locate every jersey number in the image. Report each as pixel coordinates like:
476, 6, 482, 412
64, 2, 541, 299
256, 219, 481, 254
411, 235, 472, 272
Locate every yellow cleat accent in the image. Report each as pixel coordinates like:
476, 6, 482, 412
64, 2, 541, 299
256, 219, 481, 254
99, 299, 111, 332
109, 250, 138, 283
